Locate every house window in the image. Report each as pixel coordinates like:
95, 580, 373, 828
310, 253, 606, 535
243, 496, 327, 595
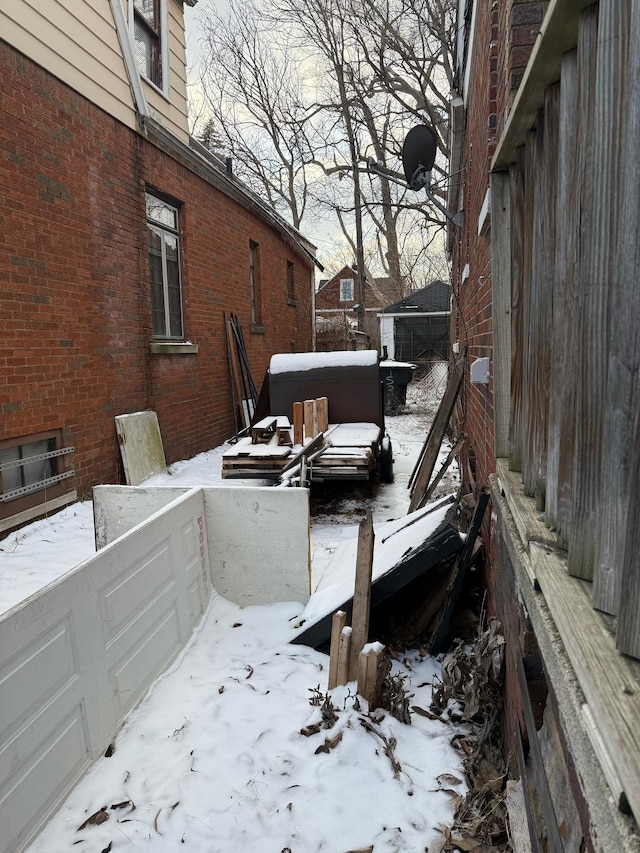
287, 260, 296, 303
146, 193, 184, 339
250, 240, 262, 326
0, 430, 73, 522
340, 278, 354, 301
132, 0, 163, 89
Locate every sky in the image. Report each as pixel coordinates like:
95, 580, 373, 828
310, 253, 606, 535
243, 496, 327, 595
2, 378, 467, 853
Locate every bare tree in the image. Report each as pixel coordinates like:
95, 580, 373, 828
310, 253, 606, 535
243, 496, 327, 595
197, 0, 455, 296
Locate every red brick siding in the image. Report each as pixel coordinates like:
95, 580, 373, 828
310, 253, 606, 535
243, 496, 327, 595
0, 41, 313, 499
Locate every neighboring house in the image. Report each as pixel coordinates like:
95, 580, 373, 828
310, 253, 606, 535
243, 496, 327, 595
450, 0, 640, 849
378, 279, 451, 363
0, 0, 317, 534
315, 264, 399, 351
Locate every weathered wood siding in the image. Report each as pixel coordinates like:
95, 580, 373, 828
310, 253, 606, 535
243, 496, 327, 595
504, 0, 639, 656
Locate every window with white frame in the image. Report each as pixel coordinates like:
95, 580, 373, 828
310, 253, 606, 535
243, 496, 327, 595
146, 193, 184, 339
340, 278, 354, 301
132, 0, 164, 90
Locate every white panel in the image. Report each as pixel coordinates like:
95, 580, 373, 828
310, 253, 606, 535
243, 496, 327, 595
93, 485, 188, 548
203, 487, 310, 605
0, 488, 211, 853
111, 604, 182, 716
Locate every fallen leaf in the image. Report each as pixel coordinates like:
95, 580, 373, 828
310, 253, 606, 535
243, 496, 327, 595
411, 705, 445, 721
100, 844, 112, 853
436, 773, 463, 787
314, 731, 343, 754
232, 622, 242, 628
104, 743, 115, 758
77, 808, 109, 831
110, 800, 134, 811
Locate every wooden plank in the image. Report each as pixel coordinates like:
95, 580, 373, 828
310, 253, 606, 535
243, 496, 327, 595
531, 541, 640, 822
490, 171, 512, 460
546, 50, 578, 547
328, 610, 347, 690
408, 354, 465, 513
357, 643, 385, 708
523, 86, 559, 510
508, 147, 527, 472
292, 401, 304, 446
303, 399, 317, 439
515, 651, 564, 853
337, 626, 351, 686
594, 0, 634, 616
348, 511, 375, 681
422, 434, 465, 506
566, 6, 600, 581
495, 459, 556, 553
614, 3, 640, 656
581, 704, 630, 815
226, 317, 250, 430
316, 396, 329, 433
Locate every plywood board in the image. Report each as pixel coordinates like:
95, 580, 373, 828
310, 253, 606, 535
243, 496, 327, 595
115, 411, 166, 486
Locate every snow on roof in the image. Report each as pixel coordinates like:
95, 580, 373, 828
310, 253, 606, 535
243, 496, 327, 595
270, 350, 378, 374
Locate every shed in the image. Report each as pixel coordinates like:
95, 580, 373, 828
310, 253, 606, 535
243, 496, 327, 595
378, 280, 451, 363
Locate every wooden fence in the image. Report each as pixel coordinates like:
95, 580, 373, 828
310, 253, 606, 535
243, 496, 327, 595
492, 0, 639, 658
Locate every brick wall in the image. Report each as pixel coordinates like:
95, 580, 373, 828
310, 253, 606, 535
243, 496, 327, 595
0, 41, 313, 506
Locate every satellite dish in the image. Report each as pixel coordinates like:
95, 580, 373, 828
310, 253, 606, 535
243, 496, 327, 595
402, 125, 437, 190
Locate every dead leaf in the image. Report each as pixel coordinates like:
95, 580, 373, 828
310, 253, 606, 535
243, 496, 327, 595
344, 847, 373, 853
232, 622, 242, 628
77, 808, 109, 831
436, 773, 463, 787
314, 731, 343, 754
411, 705, 446, 722
450, 836, 481, 851
100, 844, 112, 853
245, 665, 254, 679
300, 723, 322, 737
110, 800, 134, 811
104, 743, 115, 758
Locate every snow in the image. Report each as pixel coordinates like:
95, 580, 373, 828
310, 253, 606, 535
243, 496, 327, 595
269, 349, 378, 374
1, 376, 465, 853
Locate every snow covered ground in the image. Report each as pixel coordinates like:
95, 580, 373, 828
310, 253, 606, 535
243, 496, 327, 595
2, 371, 467, 853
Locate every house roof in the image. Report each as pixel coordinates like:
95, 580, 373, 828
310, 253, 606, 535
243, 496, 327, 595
379, 279, 451, 314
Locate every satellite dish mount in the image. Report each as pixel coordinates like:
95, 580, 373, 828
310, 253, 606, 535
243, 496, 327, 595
367, 124, 463, 228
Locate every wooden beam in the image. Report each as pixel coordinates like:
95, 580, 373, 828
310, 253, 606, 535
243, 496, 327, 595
303, 399, 317, 439
357, 642, 386, 708
316, 396, 329, 433
292, 401, 304, 446
328, 610, 347, 690
408, 353, 465, 513
531, 541, 640, 823
337, 626, 351, 687
348, 510, 375, 680
422, 434, 465, 506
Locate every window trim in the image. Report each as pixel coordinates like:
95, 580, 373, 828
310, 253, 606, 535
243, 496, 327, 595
129, 0, 169, 97
146, 191, 185, 341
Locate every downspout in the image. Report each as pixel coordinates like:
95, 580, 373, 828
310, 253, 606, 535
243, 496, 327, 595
109, 0, 150, 130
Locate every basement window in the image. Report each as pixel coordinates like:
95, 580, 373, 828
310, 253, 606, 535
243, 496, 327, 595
0, 430, 74, 524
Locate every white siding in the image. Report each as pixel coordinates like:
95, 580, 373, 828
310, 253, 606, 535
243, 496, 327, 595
1, 0, 191, 141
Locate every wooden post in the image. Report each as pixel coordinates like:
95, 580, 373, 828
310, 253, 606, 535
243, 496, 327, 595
328, 610, 347, 689
337, 626, 351, 687
348, 510, 375, 680
293, 401, 304, 446
357, 642, 386, 708
303, 399, 317, 439
316, 397, 329, 433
